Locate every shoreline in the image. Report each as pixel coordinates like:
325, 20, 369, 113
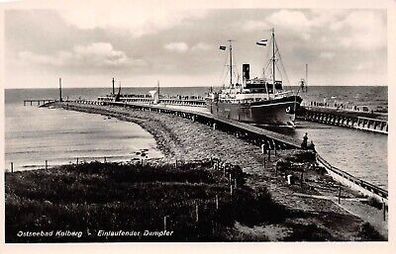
6, 101, 388, 241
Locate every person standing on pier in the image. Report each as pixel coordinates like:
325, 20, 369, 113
308, 140, 316, 152
301, 133, 308, 149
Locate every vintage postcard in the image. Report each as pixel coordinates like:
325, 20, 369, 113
0, 0, 394, 253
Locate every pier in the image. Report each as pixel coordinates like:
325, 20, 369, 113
98, 95, 388, 134
52, 100, 387, 202
297, 106, 388, 134
76, 99, 301, 150
23, 99, 55, 106
159, 98, 206, 107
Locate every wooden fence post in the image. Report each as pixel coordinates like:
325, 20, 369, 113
383, 201, 386, 221
195, 203, 199, 223
104, 156, 107, 163
163, 216, 168, 231
10, 162, 14, 173
215, 195, 219, 210
76, 157, 79, 165
263, 154, 266, 167
300, 172, 304, 188
45, 160, 48, 170
338, 186, 341, 204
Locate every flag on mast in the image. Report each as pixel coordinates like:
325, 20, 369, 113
256, 39, 268, 46
219, 45, 227, 50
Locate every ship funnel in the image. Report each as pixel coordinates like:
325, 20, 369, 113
242, 64, 250, 82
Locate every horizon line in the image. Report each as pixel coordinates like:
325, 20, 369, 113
4, 84, 389, 90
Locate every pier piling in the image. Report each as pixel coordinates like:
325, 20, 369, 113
298, 106, 388, 135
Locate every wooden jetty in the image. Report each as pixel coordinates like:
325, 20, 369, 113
23, 99, 55, 106
297, 106, 388, 134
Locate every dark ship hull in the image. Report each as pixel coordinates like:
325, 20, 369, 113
207, 95, 302, 127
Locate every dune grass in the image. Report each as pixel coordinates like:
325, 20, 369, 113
5, 160, 286, 242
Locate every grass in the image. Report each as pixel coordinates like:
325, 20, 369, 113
6, 156, 385, 242
5, 160, 286, 242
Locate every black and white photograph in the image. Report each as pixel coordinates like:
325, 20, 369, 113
1, 0, 394, 253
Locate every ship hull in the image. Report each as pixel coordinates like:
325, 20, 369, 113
207, 96, 302, 127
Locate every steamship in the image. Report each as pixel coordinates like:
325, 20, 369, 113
206, 29, 303, 127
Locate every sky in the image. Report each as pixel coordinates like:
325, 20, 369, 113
4, 7, 387, 88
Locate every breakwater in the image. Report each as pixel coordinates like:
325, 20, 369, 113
297, 106, 388, 134
69, 99, 301, 151
49, 100, 388, 202
37, 100, 389, 238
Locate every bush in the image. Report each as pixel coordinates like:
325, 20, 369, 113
357, 222, 385, 241
366, 197, 384, 210
287, 150, 316, 163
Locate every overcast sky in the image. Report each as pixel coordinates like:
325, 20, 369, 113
4, 8, 387, 88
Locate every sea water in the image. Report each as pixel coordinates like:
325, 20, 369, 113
5, 90, 163, 171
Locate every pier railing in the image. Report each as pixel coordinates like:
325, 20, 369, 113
316, 153, 388, 199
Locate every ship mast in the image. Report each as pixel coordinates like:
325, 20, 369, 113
272, 28, 276, 88
305, 63, 308, 92
228, 40, 233, 88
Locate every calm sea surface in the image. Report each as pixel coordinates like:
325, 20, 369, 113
5, 89, 164, 171
4, 86, 388, 189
